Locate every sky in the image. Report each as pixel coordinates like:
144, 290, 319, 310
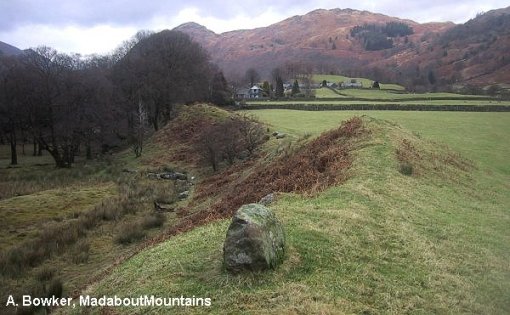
0, 0, 508, 55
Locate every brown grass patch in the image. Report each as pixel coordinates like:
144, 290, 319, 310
152, 104, 230, 164
396, 138, 474, 178
160, 116, 367, 236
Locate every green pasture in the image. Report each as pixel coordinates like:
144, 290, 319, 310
246, 99, 510, 106
247, 110, 510, 175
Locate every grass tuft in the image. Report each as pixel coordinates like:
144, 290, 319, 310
71, 240, 91, 264
141, 213, 166, 229
399, 162, 414, 175
114, 222, 147, 245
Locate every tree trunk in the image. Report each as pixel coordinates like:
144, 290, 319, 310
33, 137, 38, 156
152, 116, 159, 131
152, 104, 160, 131
86, 143, 92, 160
41, 142, 70, 168
9, 131, 17, 165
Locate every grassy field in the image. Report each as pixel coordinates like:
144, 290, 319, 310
73, 111, 510, 314
312, 74, 405, 91
337, 89, 486, 100
257, 75, 501, 105
247, 110, 510, 175
246, 99, 510, 106
314, 87, 346, 98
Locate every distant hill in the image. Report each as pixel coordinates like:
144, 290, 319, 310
174, 7, 510, 89
0, 41, 23, 56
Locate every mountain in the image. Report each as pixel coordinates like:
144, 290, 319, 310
0, 41, 23, 56
174, 7, 510, 89
413, 7, 510, 86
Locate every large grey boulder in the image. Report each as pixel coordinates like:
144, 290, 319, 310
223, 204, 285, 273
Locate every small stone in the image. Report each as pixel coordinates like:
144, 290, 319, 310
259, 193, 276, 206
178, 191, 189, 200
153, 201, 175, 212
147, 173, 159, 180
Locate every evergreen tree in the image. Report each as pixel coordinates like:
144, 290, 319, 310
427, 70, 437, 85
245, 68, 260, 87
262, 81, 271, 97
291, 79, 300, 96
275, 76, 284, 98
210, 71, 232, 106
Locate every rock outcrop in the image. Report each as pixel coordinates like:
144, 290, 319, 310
223, 204, 285, 273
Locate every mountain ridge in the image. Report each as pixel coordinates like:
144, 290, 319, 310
174, 7, 509, 89
0, 41, 23, 56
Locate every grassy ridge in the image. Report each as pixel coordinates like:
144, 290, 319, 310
246, 110, 510, 175
74, 116, 510, 314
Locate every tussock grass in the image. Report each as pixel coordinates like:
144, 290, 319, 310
0, 153, 114, 200
0, 159, 181, 315
142, 213, 166, 229
114, 222, 147, 245
0, 183, 116, 248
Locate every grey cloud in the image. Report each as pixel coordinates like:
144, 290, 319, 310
1, 0, 168, 30
1, 0, 507, 31
0, 0, 290, 30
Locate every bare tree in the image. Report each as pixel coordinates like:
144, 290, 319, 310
237, 114, 266, 155
4, 47, 118, 167
195, 116, 267, 171
132, 100, 148, 157
295, 63, 314, 98
113, 30, 212, 131
245, 68, 260, 87
0, 55, 28, 165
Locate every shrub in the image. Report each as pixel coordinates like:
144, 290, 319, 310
36, 266, 56, 282
99, 203, 122, 221
195, 114, 267, 171
142, 213, 166, 229
47, 278, 63, 298
114, 222, 146, 244
71, 240, 90, 264
1, 250, 23, 276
